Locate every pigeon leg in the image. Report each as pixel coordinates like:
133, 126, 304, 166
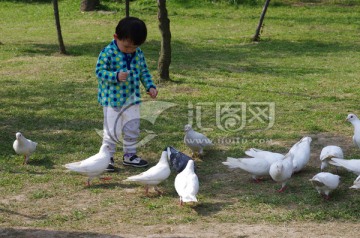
100, 177, 112, 181
278, 186, 287, 193
321, 194, 330, 200
154, 186, 163, 195
179, 198, 183, 206
23, 155, 28, 165
86, 178, 91, 187
252, 176, 263, 183
145, 185, 149, 196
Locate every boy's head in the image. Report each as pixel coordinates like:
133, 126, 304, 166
115, 17, 147, 46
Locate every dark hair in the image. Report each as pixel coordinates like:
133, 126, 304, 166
115, 17, 147, 46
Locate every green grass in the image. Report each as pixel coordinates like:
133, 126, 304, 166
1, 0, 360, 233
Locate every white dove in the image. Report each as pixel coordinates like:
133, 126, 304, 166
184, 124, 213, 156
174, 159, 199, 205
309, 172, 340, 200
350, 175, 360, 189
269, 152, 294, 192
346, 113, 360, 149
222, 156, 280, 182
245, 148, 285, 164
13, 132, 38, 165
289, 136, 312, 173
329, 158, 360, 175
64, 144, 111, 186
124, 150, 171, 195
319, 145, 344, 171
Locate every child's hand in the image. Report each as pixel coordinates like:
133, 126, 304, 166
147, 87, 158, 99
117, 71, 128, 81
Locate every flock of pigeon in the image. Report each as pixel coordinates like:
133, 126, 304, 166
12, 113, 360, 204
222, 113, 360, 199
12, 124, 206, 205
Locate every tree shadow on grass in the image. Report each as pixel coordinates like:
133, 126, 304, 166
193, 201, 233, 217
19, 37, 360, 62
1, 0, 52, 3
20, 42, 110, 57
28, 156, 55, 169
85, 181, 132, 190
0, 207, 47, 220
169, 39, 360, 77
0, 228, 125, 238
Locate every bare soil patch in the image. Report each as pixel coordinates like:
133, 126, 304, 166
1, 221, 360, 238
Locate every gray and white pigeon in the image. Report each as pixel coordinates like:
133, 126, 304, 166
245, 148, 285, 164
167, 146, 193, 173
309, 172, 340, 200
174, 159, 199, 205
124, 150, 171, 195
289, 136, 312, 173
184, 124, 213, 156
319, 145, 344, 171
350, 175, 360, 189
64, 144, 111, 186
269, 152, 294, 192
222, 156, 281, 182
13, 132, 38, 165
346, 113, 360, 149
329, 158, 360, 175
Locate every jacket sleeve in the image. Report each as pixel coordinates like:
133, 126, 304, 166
95, 49, 118, 83
138, 50, 156, 91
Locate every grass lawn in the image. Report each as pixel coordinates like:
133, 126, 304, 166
1, 0, 360, 235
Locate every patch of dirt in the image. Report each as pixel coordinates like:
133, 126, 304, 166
1, 221, 360, 238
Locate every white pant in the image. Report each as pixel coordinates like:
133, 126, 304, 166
102, 104, 140, 157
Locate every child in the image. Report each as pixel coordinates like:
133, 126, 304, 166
95, 17, 158, 171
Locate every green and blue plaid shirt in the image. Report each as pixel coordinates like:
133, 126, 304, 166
95, 40, 156, 107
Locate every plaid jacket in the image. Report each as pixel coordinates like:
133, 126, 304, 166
95, 40, 156, 107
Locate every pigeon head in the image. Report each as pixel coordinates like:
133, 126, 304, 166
15, 132, 23, 139
184, 124, 193, 132
166, 146, 193, 173
99, 144, 111, 153
346, 113, 358, 122
184, 159, 195, 172
167, 146, 179, 155
302, 137, 312, 143
272, 161, 284, 173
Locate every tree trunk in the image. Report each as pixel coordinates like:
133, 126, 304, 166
81, 0, 100, 12
125, 0, 130, 17
53, 0, 66, 54
157, 0, 171, 81
253, 0, 271, 42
